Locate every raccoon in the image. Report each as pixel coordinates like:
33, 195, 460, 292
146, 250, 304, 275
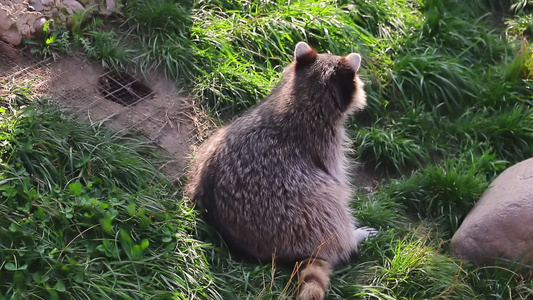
185, 42, 375, 300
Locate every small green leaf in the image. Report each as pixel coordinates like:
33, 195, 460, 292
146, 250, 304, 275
96, 244, 106, 252
132, 245, 142, 260
162, 236, 172, 243
126, 203, 136, 216
108, 208, 119, 218
47, 288, 59, 300
28, 188, 39, 200
119, 229, 133, 248
8, 223, 18, 232
54, 280, 66, 292
140, 239, 149, 250
119, 229, 134, 258
5, 262, 16, 271
74, 272, 84, 283
43, 20, 50, 33
3, 187, 17, 197
68, 182, 83, 196
101, 218, 112, 234
21, 201, 31, 213
46, 35, 57, 46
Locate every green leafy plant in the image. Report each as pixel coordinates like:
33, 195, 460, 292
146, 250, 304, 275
25, 21, 71, 59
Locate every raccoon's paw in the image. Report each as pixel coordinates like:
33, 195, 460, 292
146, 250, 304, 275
354, 226, 378, 245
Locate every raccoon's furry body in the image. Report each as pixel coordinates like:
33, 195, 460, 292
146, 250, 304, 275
185, 42, 372, 299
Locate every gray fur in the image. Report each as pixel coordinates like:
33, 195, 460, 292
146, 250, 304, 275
185, 42, 369, 273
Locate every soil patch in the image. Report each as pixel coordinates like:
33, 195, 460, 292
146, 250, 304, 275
1, 42, 198, 180
97, 71, 154, 106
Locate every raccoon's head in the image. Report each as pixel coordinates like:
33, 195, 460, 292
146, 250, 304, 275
291, 42, 367, 116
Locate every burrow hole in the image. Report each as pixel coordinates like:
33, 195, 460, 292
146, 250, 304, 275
97, 71, 153, 106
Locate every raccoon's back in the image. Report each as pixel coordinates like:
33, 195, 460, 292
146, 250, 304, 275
186, 113, 327, 238
198, 116, 316, 204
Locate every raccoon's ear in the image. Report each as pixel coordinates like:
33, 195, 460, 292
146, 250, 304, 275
294, 42, 317, 65
345, 53, 362, 73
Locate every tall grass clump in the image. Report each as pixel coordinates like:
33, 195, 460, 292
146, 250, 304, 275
459, 264, 533, 299
372, 233, 466, 299
507, 14, 533, 37
123, 0, 197, 83
355, 126, 427, 175
351, 191, 409, 230
444, 105, 533, 162
388, 50, 480, 115
327, 231, 475, 299
387, 153, 492, 234
504, 41, 533, 81
0, 99, 219, 299
70, 17, 130, 71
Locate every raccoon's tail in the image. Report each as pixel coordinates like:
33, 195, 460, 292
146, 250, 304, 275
297, 258, 331, 300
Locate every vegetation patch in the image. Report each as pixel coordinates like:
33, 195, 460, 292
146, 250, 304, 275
0, 93, 218, 299
9, 0, 533, 299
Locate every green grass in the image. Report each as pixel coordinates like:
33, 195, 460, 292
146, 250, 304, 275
9, 0, 533, 299
0, 96, 219, 299
355, 126, 427, 175
387, 157, 490, 234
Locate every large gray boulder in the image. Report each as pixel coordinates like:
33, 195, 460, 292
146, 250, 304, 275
451, 157, 533, 265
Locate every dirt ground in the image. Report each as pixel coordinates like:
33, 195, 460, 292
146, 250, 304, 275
0, 41, 205, 180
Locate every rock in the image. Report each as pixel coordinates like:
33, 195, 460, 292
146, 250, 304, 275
78, 0, 95, 6
41, 0, 53, 6
63, 0, 84, 11
0, 7, 10, 30
33, 16, 46, 33
98, 0, 121, 15
20, 23, 32, 36
451, 158, 533, 265
28, 3, 45, 11
1, 25, 22, 45
78, 0, 97, 11
105, 0, 114, 10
